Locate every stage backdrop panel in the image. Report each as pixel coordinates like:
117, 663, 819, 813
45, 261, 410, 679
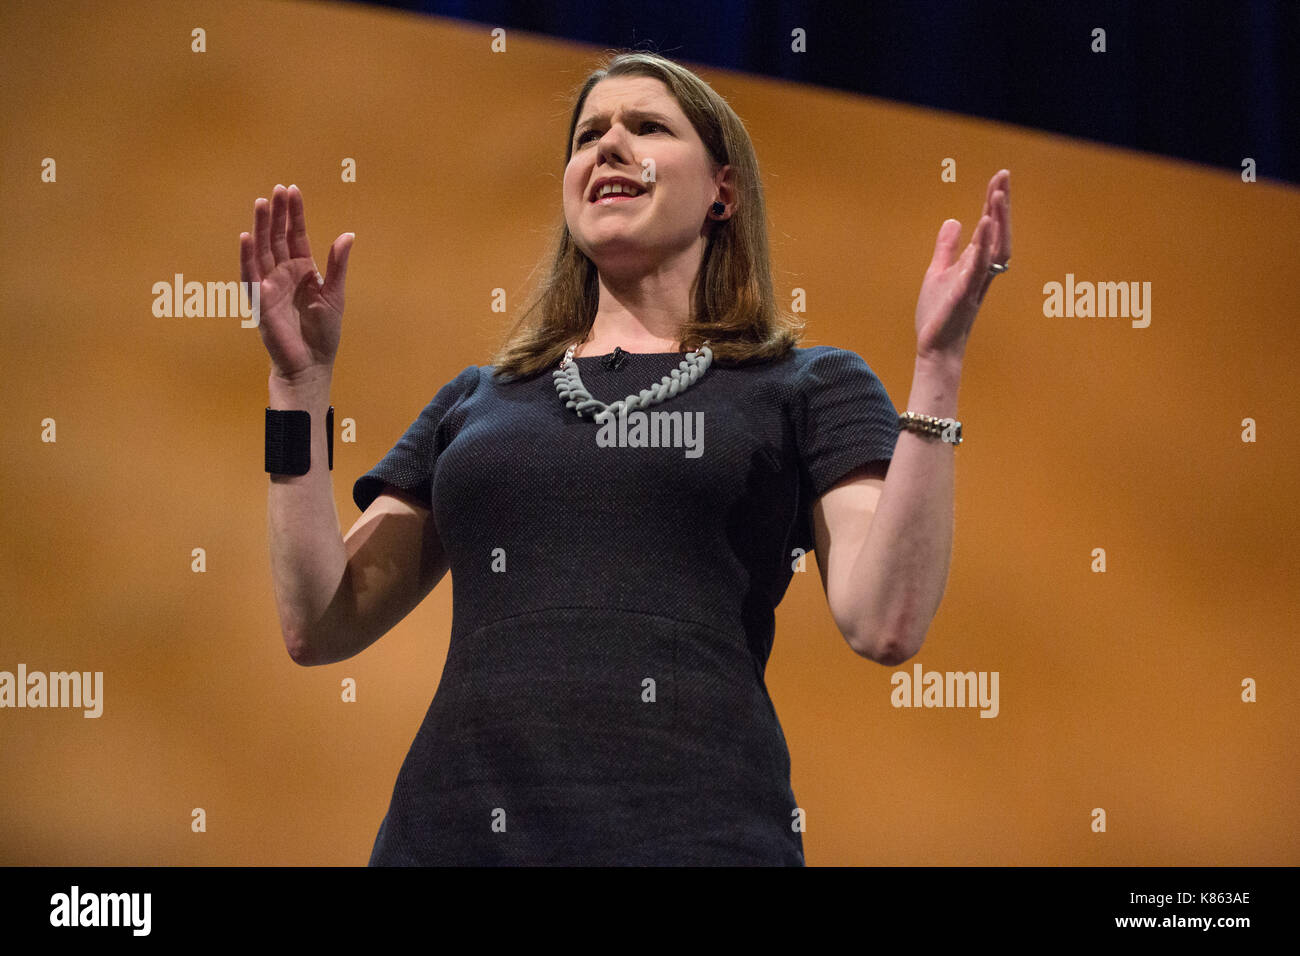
0, 0, 1295, 865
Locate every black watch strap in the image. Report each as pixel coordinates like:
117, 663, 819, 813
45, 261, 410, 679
327, 405, 334, 470
266, 406, 334, 475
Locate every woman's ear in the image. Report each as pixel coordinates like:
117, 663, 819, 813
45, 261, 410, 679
713, 164, 739, 216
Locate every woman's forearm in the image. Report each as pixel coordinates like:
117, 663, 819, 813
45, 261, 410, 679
856, 353, 962, 664
266, 370, 349, 663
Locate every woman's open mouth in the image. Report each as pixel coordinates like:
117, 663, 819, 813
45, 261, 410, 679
592, 192, 647, 206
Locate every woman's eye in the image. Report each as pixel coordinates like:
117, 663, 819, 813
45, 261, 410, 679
577, 121, 667, 145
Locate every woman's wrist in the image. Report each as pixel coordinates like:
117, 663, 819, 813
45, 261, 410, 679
268, 369, 332, 410
907, 351, 962, 421
914, 347, 964, 381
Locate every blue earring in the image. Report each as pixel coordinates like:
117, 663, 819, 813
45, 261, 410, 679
711, 201, 725, 216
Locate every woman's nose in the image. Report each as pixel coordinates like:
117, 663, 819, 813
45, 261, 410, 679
594, 125, 632, 165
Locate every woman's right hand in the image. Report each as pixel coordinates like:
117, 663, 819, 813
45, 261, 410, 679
240, 184, 354, 383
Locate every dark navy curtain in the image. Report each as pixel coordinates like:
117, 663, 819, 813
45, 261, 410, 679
350, 0, 1299, 185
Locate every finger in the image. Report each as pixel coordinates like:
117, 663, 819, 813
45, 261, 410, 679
269, 184, 291, 264
968, 214, 996, 303
928, 218, 962, 274
980, 170, 1005, 227
996, 172, 1012, 262
321, 232, 354, 305
287, 185, 313, 260
977, 174, 994, 225
989, 190, 1008, 264
980, 171, 1010, 264
239, 232, 260, 285
956, 214, 987, 275
985, 201, 1001, 261
979, 213, 996, 266
253, 197, 274, 277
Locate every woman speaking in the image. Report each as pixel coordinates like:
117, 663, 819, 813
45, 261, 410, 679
242, 50, 1012, 866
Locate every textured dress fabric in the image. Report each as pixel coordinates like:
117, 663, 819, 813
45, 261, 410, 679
351, 345, 899, 866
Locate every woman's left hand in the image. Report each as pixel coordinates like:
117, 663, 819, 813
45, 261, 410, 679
913, 168, 1012, 365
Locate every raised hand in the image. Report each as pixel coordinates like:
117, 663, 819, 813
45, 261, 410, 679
240, 184, 354, 383
913, 169, 1011, 364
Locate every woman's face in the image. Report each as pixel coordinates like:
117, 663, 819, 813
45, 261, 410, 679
563, 75, 728, 275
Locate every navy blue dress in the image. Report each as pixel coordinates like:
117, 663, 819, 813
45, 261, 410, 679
352, 345, 898, 865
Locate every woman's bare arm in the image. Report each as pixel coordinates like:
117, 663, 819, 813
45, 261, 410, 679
265, 375, 449, 666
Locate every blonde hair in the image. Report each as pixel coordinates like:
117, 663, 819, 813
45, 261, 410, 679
490, 51, 803, 381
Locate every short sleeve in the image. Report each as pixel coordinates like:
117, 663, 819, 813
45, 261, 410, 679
794, 347, 899, 499
351, 364, 480, 513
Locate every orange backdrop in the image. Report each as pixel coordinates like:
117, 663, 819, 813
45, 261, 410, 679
1, 0, 1296, 865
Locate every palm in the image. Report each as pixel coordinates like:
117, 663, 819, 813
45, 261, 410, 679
259, 256, 342, 371
913, 169, 1011, 363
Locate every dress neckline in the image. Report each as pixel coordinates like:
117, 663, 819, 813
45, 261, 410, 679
572, 351, 687, 361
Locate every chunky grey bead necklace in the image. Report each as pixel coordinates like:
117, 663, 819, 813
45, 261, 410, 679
554, 340, 713, 424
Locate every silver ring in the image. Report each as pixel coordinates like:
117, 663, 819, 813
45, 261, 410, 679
988, 262, 1009, 275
